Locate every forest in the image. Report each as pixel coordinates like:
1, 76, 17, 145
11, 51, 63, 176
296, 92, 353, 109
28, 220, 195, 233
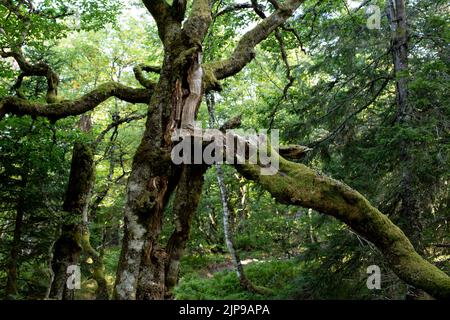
0, 0, 448, 301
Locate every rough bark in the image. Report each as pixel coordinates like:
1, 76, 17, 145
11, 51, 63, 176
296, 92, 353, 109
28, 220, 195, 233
49, 140, 95, 300
387, 0, 423, 251
0, 48, 59, 103
164, 164, 206, 299
114, 1, 213, 298
387, 0, 431, 299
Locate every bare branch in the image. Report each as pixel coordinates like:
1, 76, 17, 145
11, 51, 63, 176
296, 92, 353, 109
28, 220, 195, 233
94, 113, 147, 147
214, 3, 254, 18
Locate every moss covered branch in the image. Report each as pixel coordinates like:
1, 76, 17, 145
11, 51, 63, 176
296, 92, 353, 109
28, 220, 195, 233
133, 64, 159, 89
1, 48, 60, 103
205, 0, 304, 81
279, 145, 312, 160
0, 82, 152, 122
235, 152, 450, 299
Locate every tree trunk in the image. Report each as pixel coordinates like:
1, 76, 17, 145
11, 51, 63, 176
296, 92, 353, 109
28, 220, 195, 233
5, 173, 27, 299
113, 13, 208, 298
49, 139, 95, 299
216, 163, 265, 293
164, 164, 206, 299
80, 225, 109, 300
387, 0, 423, 251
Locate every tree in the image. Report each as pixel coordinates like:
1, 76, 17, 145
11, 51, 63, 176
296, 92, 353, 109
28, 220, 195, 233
0, 0, 449, 300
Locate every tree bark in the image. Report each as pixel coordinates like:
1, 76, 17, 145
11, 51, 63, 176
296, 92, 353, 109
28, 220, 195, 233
387, 0, 423, 251
387, 0, 433, 300
164, 164, 206, 299
49, 139, 95, 299
215, 163, 266, 294
5, 172, 27, 299
113, 3, 212, 298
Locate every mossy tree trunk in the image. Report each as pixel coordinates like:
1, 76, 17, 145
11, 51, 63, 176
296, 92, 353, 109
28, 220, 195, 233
113, 0, 213, 300
164, 164, 206, 299
80, 225, 109, 300
49, 129, 95, 299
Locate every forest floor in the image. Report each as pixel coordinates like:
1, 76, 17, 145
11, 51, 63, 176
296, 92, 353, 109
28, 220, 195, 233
75, 248, 304, 300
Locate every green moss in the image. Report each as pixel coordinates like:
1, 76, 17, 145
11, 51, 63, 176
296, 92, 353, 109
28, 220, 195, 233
235, 148, 450, 298
174, 258, 304, 300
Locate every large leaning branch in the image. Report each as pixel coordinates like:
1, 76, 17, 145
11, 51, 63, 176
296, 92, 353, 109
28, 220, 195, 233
235, 152, 450, 299
0, 82, 152, 122
205, 0, 304, 81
